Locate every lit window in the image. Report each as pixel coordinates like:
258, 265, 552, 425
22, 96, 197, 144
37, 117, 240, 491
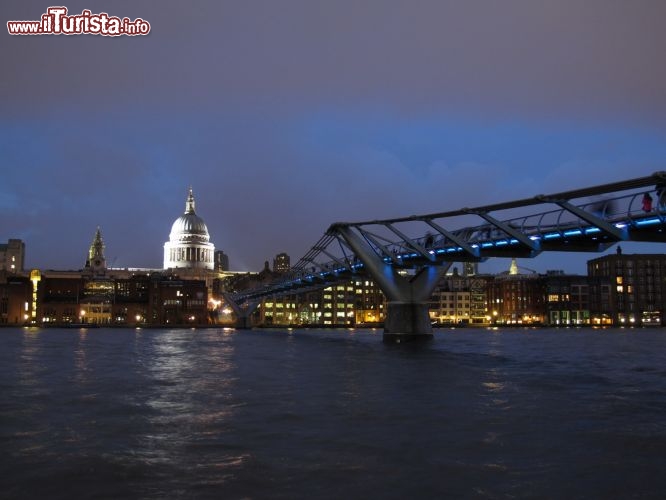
616, 277, 623, 285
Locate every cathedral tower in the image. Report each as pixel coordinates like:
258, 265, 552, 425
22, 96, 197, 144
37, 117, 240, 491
85, 227, 107, 273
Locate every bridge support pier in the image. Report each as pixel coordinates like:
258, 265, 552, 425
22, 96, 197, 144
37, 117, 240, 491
333, 225, 447, 343
383, 302, 433, 342
235, 315, 253, 329
222, 294, 259, 330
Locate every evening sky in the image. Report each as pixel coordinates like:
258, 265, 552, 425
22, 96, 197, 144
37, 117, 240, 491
2, 1, 666, 273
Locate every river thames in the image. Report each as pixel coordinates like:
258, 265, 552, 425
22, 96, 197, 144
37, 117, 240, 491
1, 326, 665, 499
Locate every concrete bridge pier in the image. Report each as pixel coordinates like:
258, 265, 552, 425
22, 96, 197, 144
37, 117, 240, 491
223, 294, 259, 329
333, 225, 447, 343
383, 302, 434, 343
235, 314, 254, 329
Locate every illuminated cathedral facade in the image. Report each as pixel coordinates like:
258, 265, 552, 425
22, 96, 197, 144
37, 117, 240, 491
163, 188, 215, 270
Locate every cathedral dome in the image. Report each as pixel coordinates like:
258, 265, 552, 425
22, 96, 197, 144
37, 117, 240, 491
168, 189, 210, 243
163, 188, 215, 270
169, 213, 210, 242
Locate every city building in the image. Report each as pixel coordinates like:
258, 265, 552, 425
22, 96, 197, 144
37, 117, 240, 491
259, 293, 301, 325
587, 248, 666, 326
273, 252, 290, 273
487, 260, 546, 325
0, 239, 25, 273
428, 271, 492, 326
462, 261, 478, 277
543, 271, 590, 326
163, 188, 215, 270
586, 276, 613, 326
255, 279, 385, 327
430, 288, 472, 325
353, 278, 385, 325
0, 271, 31, 324
35, 270, 209, 327
214, 250, 230, 272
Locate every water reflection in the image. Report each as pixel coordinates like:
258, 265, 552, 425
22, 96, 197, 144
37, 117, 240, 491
73, 330, 88, 384
141, 329, 241, 473
18, 328, 42, 389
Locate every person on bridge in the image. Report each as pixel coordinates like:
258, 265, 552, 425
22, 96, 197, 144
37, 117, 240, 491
656, 182, 666, 210
642, 192, 653, 213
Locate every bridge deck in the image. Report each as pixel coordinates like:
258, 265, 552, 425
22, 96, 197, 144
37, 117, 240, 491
230, 172, 666, 303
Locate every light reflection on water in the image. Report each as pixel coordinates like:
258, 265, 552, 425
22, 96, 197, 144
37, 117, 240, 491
1, 327, 666, 499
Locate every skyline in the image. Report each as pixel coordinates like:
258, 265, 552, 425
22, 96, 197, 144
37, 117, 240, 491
3, 1, 666, 274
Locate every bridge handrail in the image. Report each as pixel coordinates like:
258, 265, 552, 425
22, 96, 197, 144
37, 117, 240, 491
230, 173, 666, 302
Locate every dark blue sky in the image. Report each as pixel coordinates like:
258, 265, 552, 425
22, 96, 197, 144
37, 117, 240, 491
2, 1, 666, 274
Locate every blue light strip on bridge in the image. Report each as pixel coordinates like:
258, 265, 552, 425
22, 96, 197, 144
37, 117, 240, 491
280, 217, 666, 293
635, 218, 662, 226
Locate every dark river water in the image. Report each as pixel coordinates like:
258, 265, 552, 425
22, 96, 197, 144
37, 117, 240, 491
1, 326, 666, 499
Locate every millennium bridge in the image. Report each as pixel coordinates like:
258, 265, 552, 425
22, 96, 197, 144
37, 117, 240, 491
228, 171, 666, 342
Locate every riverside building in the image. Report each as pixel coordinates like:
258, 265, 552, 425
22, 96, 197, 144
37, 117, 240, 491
0, 189, 244, 326
587, 248, 666, 326
0, 239, 24, 273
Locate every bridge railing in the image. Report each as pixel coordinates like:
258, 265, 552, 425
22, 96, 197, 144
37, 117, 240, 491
231, 175, 666, 303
